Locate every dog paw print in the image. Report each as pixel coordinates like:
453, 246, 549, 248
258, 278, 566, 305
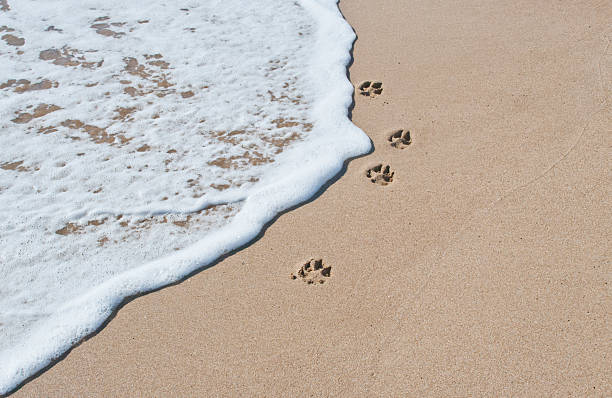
358, 81, 383, 98
366, 164, 394, 185
290, 258, 331, 284
388, 129, 411, 149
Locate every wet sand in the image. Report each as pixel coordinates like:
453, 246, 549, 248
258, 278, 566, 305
13, 0, 611, 396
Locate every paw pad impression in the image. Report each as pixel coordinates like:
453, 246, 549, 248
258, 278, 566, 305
388, 129, 411, 149
365, 164, 394, 185
291, 258, 331, 284
358, 81, 383, 97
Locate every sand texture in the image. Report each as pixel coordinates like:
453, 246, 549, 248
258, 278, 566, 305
11, 0, 611, 396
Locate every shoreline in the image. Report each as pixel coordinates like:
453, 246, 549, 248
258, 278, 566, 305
13, 0, 611, 396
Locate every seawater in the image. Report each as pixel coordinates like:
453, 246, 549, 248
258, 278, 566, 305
0, 0, 370, 392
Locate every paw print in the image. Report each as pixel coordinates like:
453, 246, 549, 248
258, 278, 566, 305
388, 129, 411, 149
290, 258, 331, 284
365, 164, 394, 185
358, 81, 383, 98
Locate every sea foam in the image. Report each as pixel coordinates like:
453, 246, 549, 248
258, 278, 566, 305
0, 0, 370, 392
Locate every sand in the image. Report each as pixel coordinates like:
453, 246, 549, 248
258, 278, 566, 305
11, 0, 611, 396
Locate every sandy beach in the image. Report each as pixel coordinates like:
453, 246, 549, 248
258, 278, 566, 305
11, 0, 611, 396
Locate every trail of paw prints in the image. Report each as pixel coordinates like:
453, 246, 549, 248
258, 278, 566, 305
388, 128, 411, 149
358, 80, 383, 98
365, 164, 394, 185
290, 258, 331, 284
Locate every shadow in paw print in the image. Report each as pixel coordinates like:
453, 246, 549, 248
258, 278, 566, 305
291, 258, 331, 284
366, 164, 394, 185
388, 129, 411, 149
358, 81, 383, 98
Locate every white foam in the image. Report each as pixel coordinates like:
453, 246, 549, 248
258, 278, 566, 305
0, 0, 370, 392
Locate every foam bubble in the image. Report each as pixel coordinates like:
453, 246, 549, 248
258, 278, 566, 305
0, 0, 370, 392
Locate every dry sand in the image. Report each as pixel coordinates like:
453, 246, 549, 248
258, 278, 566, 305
12, 0, 611, 396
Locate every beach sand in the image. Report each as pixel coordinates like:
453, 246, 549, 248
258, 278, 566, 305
12, 0, 611, 396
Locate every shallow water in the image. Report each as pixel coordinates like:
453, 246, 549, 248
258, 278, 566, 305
0, 0, 370, 392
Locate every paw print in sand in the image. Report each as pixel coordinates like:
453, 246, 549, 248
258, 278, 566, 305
388, 128, 411, 149
358, 81, 383, 98
291, 258, 331, 284
366, 164, 394, 185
